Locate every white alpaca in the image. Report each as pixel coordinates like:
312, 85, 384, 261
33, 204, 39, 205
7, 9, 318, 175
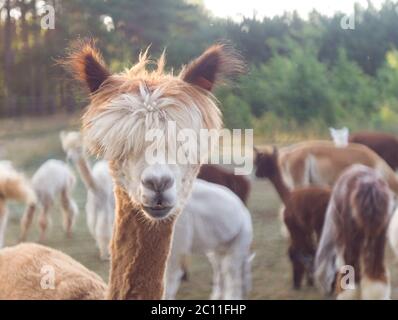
60, 131, 114, 260
0, 161, 37, 248
388, 207, 398, 259
166, 179, 253, 300
329, 127, 349, 147
20, 159, 78, 242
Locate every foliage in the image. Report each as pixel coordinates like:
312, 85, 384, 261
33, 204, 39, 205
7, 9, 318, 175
2, 0, 398, 133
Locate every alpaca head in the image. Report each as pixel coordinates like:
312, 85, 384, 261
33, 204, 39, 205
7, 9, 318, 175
60, 131, 84, 163
329, 127, 349, 147
64, 40, 244, 220
254, 146, 279, 178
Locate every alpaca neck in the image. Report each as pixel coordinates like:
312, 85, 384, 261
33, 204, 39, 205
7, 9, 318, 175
269, 164, 291, 205
107, 186, 176, 300
75, 157, 97, 191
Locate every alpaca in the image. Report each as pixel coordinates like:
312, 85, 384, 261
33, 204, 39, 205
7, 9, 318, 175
0, 41, 242, 299
0, 242, 106, 299
165, 178, 253, 300
388, 208, 398, 259
254, 141, 398, 194
60, 131, 114, 260
19, 159, 78, 242
197, 164, 251, 204
0, 161, 36, 248
254, 147, 331, 289
329, 127, 349, 147
349, 131, 398, 171
315, 164, 394, 300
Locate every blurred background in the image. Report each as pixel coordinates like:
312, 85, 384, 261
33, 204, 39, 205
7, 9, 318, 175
1, 0, 398, 138
2, 0, 398, 299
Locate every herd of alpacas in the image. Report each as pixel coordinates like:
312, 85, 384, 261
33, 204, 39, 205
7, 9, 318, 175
1, 42, 398, 300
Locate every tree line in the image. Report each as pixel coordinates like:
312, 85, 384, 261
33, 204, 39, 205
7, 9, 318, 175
1, 0, 398, 133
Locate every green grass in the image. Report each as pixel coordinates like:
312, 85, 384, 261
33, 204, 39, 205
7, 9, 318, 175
1, 115, 398, 299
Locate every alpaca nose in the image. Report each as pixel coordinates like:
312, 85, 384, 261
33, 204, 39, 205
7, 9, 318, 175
141, 172, 174, 192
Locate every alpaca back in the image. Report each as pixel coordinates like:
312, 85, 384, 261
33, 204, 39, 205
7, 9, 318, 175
0, 243, 106, 299
197, 164, 251, 204
315, 164, 394, 298
279, 141, 398, 193
32, 159, 76, 204
349, 131, 398, 170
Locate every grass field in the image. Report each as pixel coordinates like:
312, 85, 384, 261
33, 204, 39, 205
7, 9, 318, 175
2, 115, 398, 299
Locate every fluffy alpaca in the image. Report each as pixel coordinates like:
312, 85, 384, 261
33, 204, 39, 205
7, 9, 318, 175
315, 164, 394, 300
255, 141, 398, 194
0, 161, 36, 248
254, 147, 331, 289
349, 131, 398, 171
0, 41, 242, 299
165, 179, 253, 299
60, 131, 114, 260
329, 127, 349, 147
20, 159, 78, 242
197, 164, 251, 204
0, 243, 106, 299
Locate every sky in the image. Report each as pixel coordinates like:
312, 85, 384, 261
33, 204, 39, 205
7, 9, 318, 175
203, 0, 386, 20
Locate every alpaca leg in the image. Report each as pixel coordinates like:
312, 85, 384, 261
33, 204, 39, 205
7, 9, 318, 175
336, 240, 361, 299
278, 205, 290, 239
60, 189, 78, 238
38, 202, 51, 243
95, 214, 111, 260
361, 233, 390, 300
97, 236, 110, 261
207, 252, 223, 300
221, 253, 243, 300
19, 203, 36, 242
165, 253, 185, 300
180, 254, 190, 281
288, 247, 305, 290
0, 201, 9, 248
360, 275, 390, 300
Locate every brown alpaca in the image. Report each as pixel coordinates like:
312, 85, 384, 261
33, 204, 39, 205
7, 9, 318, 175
0, 243, 106, 299
315, 164, 394, 300
254, 147, 331, 289
197, 164, 251, 204
0, 161, 37, 248
349, 131, 398, 171
255, 141, 398, 194
0, 41, 242, 299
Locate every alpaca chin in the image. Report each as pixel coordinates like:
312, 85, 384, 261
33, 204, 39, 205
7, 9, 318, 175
360, 277, 391, 300
142, 205, 173, 220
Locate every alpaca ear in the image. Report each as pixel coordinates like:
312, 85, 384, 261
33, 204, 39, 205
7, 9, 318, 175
59, 131, 66, 141
63, 40, 110, 93
180, 44, 245, 91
